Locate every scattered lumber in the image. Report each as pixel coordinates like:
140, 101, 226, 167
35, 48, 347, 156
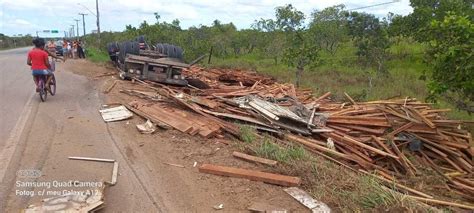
117, 65, 473, 206
232, 151, 278, 166
198, 163, 301, 187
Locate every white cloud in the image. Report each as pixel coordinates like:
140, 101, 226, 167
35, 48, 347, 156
13, 18, 32, 26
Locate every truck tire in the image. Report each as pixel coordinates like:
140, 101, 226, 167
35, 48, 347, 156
154, 43, 184, 60
162, 43, 171, 56
130, 41, 140, 55
155, 43, 164, 54
119, 41, 131, 63
119, 41, 140, 63
175, 46, 183, 60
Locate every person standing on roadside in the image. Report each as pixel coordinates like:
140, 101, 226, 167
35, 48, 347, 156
67, 40, 73, 58
62, 39, 68, 61
47, 40, 57, 60
72, 40, 78, 59
77, 40, 85, 58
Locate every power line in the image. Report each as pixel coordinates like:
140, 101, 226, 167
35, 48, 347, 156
349, 0, 401, 11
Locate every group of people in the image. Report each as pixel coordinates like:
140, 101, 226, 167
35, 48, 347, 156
45, 39, 86, 61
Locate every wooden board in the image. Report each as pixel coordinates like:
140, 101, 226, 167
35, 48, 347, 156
232, 151, 278, 166
198, 164, 301, 186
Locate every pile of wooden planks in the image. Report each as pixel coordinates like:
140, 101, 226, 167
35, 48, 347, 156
128, 100, 221, 138
122, 65, 473, 206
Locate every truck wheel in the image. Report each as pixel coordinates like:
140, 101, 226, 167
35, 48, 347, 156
130, 41, 140, 55
155, 43, 164, 54
175, 46, 183, 60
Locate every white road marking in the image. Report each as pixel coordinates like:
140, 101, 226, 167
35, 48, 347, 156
0, 92, 34, 183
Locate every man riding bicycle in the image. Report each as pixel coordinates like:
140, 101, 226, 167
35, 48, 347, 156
27, 38, 63, 92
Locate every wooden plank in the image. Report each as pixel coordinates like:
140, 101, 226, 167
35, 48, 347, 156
339, 124, 385, 135
386, 122, 415, 138
198, 164, 301, 187
232, 151, 277, 166
344, 92, 357, 105
68, 156, 115, 163
407, 106, 436, 128
413, 134, 461, 157
285, 134, 353, 161
327, 116, 390, 127
327, 133, 399, 159
104, 80, 118, 94
386, 138, 415, 176
378, 106, 421, 123
405, 195, 474, 210
371, 136, 395, 155
314, 92, 331, 102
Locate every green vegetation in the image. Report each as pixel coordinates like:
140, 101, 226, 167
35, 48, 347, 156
0, 33, 33, 50
425, 14, 473, 113
239, 125, 257, 143
251, 136, 306, 163
85, 47, 110, 63
83, 0, 473, 117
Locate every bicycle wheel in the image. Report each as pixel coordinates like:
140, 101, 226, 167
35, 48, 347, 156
48, 74, 56, 96
39, 77, 47, 102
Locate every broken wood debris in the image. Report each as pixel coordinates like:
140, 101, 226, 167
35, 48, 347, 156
104, 80, 118, 94
116, 65, 473, 207
284, 187, 331, 213
68, 156, 119, 186
99, 105, 133, 122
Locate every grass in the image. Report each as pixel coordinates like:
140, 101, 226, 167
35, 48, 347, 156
253, 136, 306, 163
239, 125, 257, 143
85, 47, 110, 63
204, 40, 474, 122
237, 131, 307, 164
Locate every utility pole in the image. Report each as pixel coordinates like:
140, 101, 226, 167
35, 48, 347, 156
96, 0, 101, 46
74, 19, 80, 38
79, 13, 87, 37
77, 1, 100, 44
70, 25, 75, 39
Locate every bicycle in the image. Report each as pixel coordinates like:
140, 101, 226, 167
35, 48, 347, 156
36, 73, 56, 102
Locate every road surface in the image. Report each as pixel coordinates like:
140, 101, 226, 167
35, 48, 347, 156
0, 47, 162, 212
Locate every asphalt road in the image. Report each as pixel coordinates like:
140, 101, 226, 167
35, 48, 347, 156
0, 48, 161, 212
0, 47, 33, 145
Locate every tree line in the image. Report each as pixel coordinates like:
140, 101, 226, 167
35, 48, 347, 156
85, 0, 473, 112
0, 34, 34, 49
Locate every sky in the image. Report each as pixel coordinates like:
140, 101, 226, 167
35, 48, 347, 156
0, 0, 413, 37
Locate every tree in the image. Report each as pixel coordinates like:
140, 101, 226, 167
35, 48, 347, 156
406, 0, 472, 41
252, 19, 285, 64
425, 13, 473, 112
275, 4, 320, 87
347, 12, 391, 75
309, 4, 348, 55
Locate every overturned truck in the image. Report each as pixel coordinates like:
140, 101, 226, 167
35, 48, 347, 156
107, 36, 203, 87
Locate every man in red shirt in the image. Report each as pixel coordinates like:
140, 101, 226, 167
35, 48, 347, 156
27, 38, 51, 91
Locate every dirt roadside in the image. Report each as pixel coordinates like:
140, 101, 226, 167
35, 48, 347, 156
62, 59, 309, 212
